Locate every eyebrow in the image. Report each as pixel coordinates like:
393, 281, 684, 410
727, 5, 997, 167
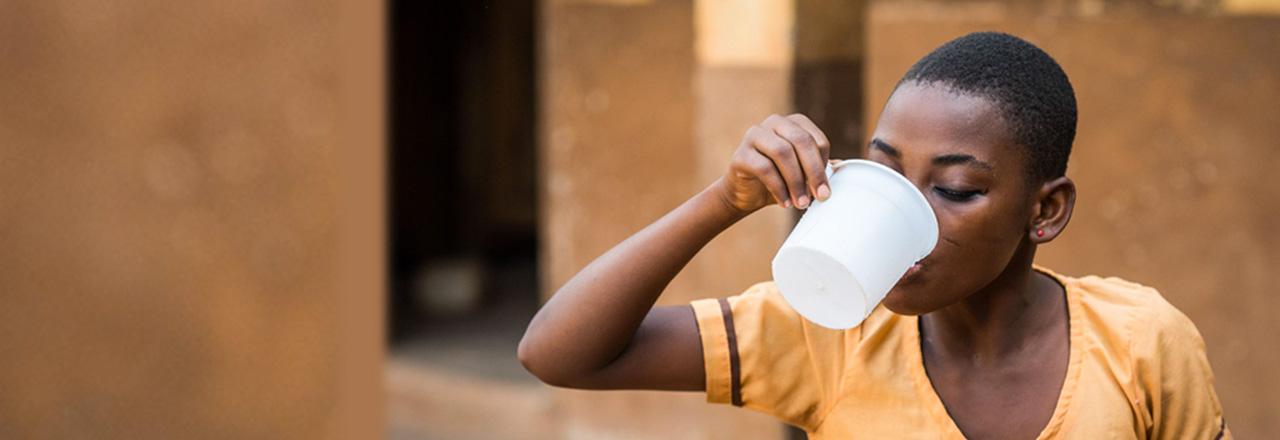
868, 138, 900, 158
868, 138, 993, 171
932, 154, 993, 170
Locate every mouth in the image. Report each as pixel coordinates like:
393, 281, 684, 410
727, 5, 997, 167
901, 261, 924, 280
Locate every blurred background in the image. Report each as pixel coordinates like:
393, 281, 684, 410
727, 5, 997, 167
1, 0, 1277, 439
0, 1, 358, 438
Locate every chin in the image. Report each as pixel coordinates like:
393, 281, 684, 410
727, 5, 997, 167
881, 289, 933, 316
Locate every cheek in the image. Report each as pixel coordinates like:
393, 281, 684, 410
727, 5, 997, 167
934, 198, 1026, 251
884, 197, 1029, 314
926, 203, 1025, 284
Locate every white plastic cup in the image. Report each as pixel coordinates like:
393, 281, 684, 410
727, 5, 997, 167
771, 159, 939, 329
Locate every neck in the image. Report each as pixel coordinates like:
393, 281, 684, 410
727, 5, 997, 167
920, 242, 1064, 365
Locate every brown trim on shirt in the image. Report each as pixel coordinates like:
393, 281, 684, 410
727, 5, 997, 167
717, 298, 743, 407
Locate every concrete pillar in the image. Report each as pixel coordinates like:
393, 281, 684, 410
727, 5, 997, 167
539, 0, 702, 305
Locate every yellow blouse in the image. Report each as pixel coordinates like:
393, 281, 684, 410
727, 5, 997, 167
690, 266, 1229, 439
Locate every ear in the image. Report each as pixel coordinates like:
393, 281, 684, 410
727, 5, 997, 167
1028, 176, 1076, 243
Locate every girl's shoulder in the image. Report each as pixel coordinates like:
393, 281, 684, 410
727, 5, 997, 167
1056, 268, 1193, 327
1042, 266, 1207, 365
1045, 267, 1226, 436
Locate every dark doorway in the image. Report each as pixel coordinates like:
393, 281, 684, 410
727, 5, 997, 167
388, 0, 539, 352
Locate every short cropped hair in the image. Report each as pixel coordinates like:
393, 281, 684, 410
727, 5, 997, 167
898, 32, 1077, 185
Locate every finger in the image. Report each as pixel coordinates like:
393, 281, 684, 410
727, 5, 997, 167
752, 128, 809, 209
785, 114, 831, 159
739, 149, 791, 208
767, 115, 828, 203
755, 117, 809, 206
785, 114, 833, 200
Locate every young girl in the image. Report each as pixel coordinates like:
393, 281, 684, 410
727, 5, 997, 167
519, 32, 1228, 439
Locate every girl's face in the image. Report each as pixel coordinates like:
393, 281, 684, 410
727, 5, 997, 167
869, 82, 1037, 315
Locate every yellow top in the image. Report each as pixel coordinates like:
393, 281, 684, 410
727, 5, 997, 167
690, 266, 1230, 439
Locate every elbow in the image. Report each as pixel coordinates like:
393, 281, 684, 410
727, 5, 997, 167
517, 334, 573, 388
515, 336, 542, 379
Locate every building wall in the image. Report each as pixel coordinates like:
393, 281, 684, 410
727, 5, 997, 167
0, 1, 346, 438
864, 2, 1280, 437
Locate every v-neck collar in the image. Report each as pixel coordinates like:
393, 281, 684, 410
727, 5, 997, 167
903, 265, 1085, 439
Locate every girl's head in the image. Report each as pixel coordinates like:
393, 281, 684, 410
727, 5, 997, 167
874, 32, 1079, 315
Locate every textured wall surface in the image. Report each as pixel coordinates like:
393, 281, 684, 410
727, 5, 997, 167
864, 3, 1280, 437
0, 2, 341, 438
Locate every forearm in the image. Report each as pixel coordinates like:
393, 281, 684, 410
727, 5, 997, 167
518, 180, 747, 384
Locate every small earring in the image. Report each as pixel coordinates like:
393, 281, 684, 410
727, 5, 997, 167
1036, 230, 1045, 237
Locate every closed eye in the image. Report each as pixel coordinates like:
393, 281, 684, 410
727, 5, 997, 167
933, 186, 985, 202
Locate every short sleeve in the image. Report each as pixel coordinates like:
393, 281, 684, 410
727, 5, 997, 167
690, 282, 856, 431
1132, 294, 1230, 439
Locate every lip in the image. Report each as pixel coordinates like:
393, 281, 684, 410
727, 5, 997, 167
900, 261, 924, 281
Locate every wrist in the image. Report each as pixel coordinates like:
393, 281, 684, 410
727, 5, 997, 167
701, 178, 754, 225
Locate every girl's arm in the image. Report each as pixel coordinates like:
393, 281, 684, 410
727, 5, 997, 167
518, 114, 831, 390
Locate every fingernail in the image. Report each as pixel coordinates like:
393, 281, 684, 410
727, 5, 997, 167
797, 195, 810, 209
782, 199, 791, 208
816, 184, 830, 201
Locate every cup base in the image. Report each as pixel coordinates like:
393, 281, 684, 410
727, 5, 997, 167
772, 247, 869, 330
